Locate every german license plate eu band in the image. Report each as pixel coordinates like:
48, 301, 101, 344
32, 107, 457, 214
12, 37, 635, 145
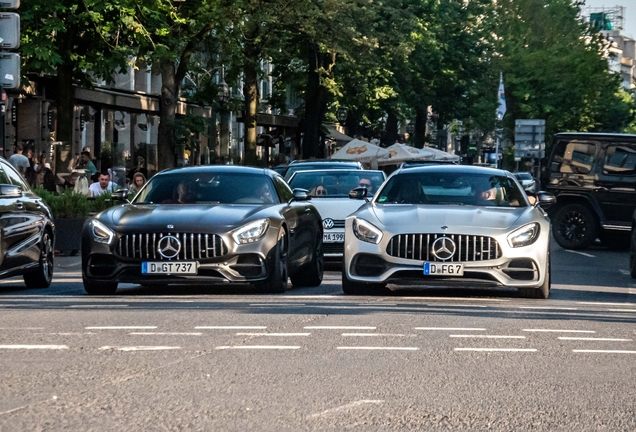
423, 262, 464, 276
142, 261, 198, 275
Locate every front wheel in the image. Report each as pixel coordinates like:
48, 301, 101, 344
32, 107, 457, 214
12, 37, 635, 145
24, 231, 54, 288
291, 234, 324, 288
630, 228, 636, 279
255, 229, 288, 293
83, 278, 118, 295
552, 204, 598, 250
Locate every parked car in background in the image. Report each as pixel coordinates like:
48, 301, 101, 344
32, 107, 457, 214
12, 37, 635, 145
281, 160, 363, 181
513, 172, 537, 193
631, 210, 636, 278
287, 169, 386, 258
343, 165, 555, 298
0, 157, 55, 288
542, 132, 636, 250
82, 166, 324, 294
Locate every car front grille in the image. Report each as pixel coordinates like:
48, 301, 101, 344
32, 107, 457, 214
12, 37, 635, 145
323, 243, 344, 255
116, 233, 228, 260
324, 219, 345, 229
386, 234, 501, 262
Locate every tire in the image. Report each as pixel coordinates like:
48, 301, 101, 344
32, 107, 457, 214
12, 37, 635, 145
290, 233, 324, 288
342, 272, 385, 295
630, 228, 636, 279
83, 278, 118, 295
519, 253, 550, 299
256, 229, 288, 294
552, 203, 598, 250
23, 231, 54, 289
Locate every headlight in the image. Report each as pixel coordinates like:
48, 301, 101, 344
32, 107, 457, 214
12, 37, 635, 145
507, 223, 540, 248
233, 219, 270, 244
91, 219, 115, 244
352, 218, 383, 244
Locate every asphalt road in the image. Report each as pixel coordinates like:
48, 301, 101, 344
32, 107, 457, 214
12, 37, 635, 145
0, 241, 635, 431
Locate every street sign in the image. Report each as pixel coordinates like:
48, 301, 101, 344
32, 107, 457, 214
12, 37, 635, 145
515, 119, 545, 159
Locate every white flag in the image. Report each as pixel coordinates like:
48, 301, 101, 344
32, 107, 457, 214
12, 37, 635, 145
496, 72, 506, 121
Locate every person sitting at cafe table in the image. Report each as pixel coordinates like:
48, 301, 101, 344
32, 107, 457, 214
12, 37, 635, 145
89, 172, 117, 197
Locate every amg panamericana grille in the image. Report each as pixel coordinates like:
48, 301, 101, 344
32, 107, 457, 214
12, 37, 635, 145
386, 234, 501, 262
116, 233, 227, 260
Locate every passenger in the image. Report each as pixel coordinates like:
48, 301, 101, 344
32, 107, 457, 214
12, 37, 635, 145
357, 177, 373, 194
163, 180, 195, 204
255, 183, 276, 203
311, 184, 328, 197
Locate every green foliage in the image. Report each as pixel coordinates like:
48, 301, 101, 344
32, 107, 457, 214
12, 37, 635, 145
33, 188, 117, 219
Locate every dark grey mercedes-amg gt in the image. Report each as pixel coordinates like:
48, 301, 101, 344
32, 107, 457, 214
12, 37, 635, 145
81, 166, 324, 294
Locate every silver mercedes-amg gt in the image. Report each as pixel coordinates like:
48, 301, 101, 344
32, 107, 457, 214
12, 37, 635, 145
342, 165, 556, 298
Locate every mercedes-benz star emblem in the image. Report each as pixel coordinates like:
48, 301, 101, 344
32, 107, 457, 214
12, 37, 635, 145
431, 236, 456, 261
323, 218, 335, 230
157, 235, 181, 259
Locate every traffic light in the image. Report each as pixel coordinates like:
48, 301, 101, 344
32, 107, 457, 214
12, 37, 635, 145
0, 0, 19, 89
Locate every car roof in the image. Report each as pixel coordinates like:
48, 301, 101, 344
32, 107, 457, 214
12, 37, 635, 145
158, 165, 274, 176
554, 132, 636, 141
400, 160, 459, 168
394, 164, 510, 176
289, 159, 362, 165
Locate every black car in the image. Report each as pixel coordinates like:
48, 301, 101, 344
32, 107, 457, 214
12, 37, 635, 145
631, 210, 636, 278
281, 160, 363, 181
0, 157, 55, 288
81, 166, 324, 294
542, 132, 636, 249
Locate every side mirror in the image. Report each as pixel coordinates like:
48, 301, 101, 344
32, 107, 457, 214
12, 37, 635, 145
0, 184, 21, 198
537, 191, 556, 206
292, 188, 311, 201
349, 187, 368, 200
111, 189, 130, 202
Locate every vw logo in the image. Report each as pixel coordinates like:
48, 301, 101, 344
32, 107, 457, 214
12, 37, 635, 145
323, 218, 335, 230
157, 235, 181, 259
431, 236, 456, 261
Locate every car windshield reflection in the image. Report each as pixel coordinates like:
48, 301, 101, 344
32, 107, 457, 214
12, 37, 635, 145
134, 172, 279, 205
376, 172, 527, 207
288, 170, 385, 198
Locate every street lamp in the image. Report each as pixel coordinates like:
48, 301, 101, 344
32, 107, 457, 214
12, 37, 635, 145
337, 105, 348, 123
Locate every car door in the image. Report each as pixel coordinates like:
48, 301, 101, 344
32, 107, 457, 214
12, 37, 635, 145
594, 144, 636, 228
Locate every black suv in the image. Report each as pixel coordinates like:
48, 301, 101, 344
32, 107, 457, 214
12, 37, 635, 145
542, 132, 636, 249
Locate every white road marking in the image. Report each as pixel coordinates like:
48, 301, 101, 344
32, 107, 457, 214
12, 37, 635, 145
564, 249, 596, 258
235, 333, 311, 337
99, 346, 181, 351
573, 350, 636, 354
249, 303, 305, 306
342, 333, 409, 337
618, 269, 630, 275
523, 329, 595, 333
559, 337, 633, 341
129, 332, 203, 336
398, 297, 509, 302
0, 345, 69, 350
215, 345, 300, 350
0, 327, 45, 330
577, 302, 636, 307
454, 348, 537, 352
450, 335, 526, 339
86, 326, 157, 330
608, 309, 636, 313
69, 305, 129, 308
196, 326, 267, 329
519, 306, 578, 310
415, 327, 486, 331
305, 326, 376, 330
336, 347, 418, 351
309, 400, 384, 418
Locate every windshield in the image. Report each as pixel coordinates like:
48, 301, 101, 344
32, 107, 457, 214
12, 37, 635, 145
376, 172, 527, 207
284, 163, 361, 180
288, 170, 385, 198
134, 172, 279, 205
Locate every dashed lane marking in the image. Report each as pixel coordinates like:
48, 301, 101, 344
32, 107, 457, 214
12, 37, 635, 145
99, 346, 181, 351
558, 337, 633, 341
577, 302, 636, 307
216, 345, 301, 350
129, 332, 203, 336
564, 250, 596, 258
86, 326, 157, 330
0, 327, 45, 330
69, 305, 129, 308
309, 400, 384, 418
450, 335, 526, 339
523, 329, 595, 333
341, 333, 410, 337
608, 309, 636, 313
235, 333, 311, 337
518, 306, 578, 310
619, 269, 630, 275
573, 350, 636, 354
249, 303, 306, 306
415, 327, 486, 331
336, 346, 418, 351
454, 348, 537, 352
0, 345, 69, 350
196, 326, 267, 329
304, 326, 376, 330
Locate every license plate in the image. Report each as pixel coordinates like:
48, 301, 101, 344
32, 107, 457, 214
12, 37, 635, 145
323, 232, 344, 243
141, 261, 198, 275
423, 262, 464, 276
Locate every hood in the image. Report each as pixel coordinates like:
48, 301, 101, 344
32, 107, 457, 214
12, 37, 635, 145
369, 204, 528, 232
100, 204, 267, 231
310, 198, 366, 221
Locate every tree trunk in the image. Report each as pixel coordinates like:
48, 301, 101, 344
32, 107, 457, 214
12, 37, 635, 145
414, 106, 428, 149
383, 108, 399, 146
243, 49, 259, 166
158, 61, 178, 170
303, 44, 333, 159
55, 62, 75, 172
